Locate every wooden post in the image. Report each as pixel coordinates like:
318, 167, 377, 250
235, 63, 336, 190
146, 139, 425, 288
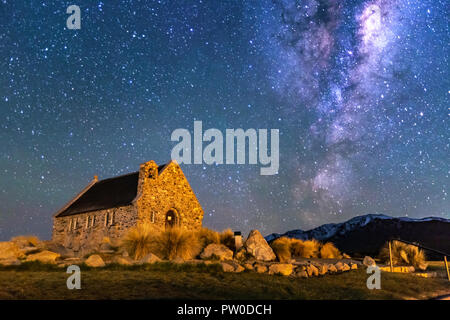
389, 241, 394, 272
444, 256, 450, 282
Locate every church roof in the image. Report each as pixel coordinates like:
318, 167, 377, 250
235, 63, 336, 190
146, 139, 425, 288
55, 164, 167, 217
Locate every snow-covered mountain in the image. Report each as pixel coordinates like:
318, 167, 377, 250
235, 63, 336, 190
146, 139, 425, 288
265, 214, 450, 257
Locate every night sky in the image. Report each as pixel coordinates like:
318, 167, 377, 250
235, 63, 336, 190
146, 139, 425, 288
0, 0, 448, 240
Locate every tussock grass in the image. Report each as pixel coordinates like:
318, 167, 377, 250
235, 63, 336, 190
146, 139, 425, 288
270, 238, 342, 261
122, 225, 231, 261
302, 239, 320, 258
219, 228, 235, 251
319, 242, 342, 259
152, 227, 202, 260
121, 224, 156, 260
379, 240, 427, 270
196, 228, 220, 249
10, 235, 41, 247
271, 237, 292, 262
289, 239, 305, 257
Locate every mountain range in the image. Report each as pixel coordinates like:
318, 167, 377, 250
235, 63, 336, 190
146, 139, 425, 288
265, 214, 450, 259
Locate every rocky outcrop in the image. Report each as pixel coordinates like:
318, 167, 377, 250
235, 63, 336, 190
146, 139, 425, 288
306, 264, 319, 277
316, 264, 328, 275
243, 263, 254, 270
328, 264, 337, 273
200, 244, 233, 261
138, 253, 162, 264
296, 270, 308, 278
112, 256, 132, 265
254, 264, 268, 273
244, 230, 276, 261
85, 254, 105, 267
363, 256, 376, 267
26, 250, 60, 264
334, 262, 344, 272
221, 260, 244, 273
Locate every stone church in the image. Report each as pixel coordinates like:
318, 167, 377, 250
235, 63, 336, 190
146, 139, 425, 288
52, 160, 204, 253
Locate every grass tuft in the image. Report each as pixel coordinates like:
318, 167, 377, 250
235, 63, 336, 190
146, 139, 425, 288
121, 224, 157, 260
196, 228, 220, 249
301, 239, 320, 258
152, 227, 202, 260
219, 228, 235, 251
319, 242, 342, 259
379, 240, 427, 270
271, 238, 340, 260
271, 237, 292, 262
10, 235, 41, 247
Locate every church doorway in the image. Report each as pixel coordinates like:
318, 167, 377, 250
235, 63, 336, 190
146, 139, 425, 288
165, 209, 178, 229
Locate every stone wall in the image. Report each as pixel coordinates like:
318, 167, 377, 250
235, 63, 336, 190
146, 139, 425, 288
52, 205, 137, 255
135, 160, 204, 231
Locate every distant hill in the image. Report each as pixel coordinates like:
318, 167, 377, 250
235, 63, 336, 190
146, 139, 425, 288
265, 214, 450, 259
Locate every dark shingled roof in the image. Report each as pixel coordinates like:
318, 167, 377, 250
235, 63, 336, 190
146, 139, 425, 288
56, 164, 168, 217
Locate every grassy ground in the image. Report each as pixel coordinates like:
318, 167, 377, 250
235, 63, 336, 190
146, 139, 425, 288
0, 262, 448, 300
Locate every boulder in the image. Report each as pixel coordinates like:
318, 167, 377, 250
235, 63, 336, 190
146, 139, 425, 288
296, 265, 306, 272
268, 263, 294, 276
85, 254, 105, 267
306, 264, 319, 277
244, 230, 276, 261
296, 270, 308, 278
363, 256, 376, 267
200, 244, 233, 261
317, 264, 328, 275
335, 262, 344, 272
26, 250, 60, 264
254, 264, 268, 273
57, 258, 83, 267
350, 263, 358, 270
328, 264, 337, 273
234, 247, 252, 261
138, 253, 162, 264
0, 242, 24, 260
417, 262, 428, 271
342, 263, 351, 272
221, 261, 235, 272
171, 257, 185, 264
221, 261, 244, 273
99, 241, 115, 253
113, 256, 132, 265
243, 263, 254, 271
43, 242, 74, 258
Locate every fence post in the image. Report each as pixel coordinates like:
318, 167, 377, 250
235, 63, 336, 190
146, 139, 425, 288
389, 241, 393, 272
444, 256, 450, 282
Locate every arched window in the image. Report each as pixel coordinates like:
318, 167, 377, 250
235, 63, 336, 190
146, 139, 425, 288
165, 209, 179, 229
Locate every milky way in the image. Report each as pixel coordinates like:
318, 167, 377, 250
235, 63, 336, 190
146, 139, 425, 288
0, 1, 448, 239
